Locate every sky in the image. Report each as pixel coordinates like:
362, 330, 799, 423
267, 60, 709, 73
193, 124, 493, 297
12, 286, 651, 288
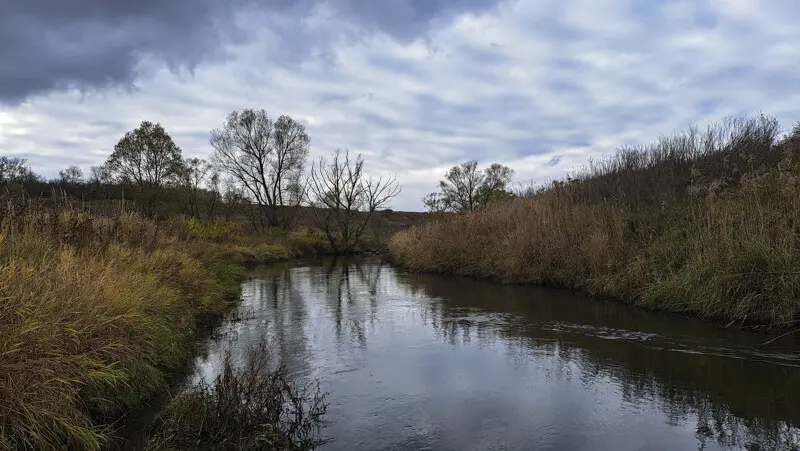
1, 0, 799, 211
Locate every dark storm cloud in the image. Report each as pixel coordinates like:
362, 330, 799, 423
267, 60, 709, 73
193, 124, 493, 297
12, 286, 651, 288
0, 0, 245, 104
0, 0, 502, 105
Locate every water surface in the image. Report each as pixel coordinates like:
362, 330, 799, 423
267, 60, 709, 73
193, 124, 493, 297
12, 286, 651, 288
193, 257, 800, 451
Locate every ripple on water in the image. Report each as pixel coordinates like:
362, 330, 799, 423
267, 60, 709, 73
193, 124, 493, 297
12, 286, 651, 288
191, 257, 800, 451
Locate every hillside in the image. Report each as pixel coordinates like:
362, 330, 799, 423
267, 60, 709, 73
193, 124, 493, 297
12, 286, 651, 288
390, 115, 800, 329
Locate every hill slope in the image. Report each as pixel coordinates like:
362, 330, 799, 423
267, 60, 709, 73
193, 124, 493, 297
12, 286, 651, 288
390, 115, 800, 329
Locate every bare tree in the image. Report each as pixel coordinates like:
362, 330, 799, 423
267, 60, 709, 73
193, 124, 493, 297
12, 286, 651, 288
0, 156, 39, 184
423, 160, 514, 213
222, 181, 246, 221
308, 149, 400, 254
204, 171, 222, 219
88, 165, 111, 185
58, 165, 84, 185
86, 164, 114, 201
104, 120, 185, 216
477, 163, 516, 205
180, 157, 211, 219
209, 109, 310, 231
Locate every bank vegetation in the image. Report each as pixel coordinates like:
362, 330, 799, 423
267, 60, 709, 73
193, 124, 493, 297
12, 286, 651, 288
391, 115, 800, 329
0, 108, 406, 449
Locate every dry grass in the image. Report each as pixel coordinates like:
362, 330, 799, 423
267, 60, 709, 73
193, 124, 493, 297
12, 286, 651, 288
146, 344, 327, 451
391, 115, 800, 329
0, 194, 335, 449
0, 177, 392, 449
0, 204, 247, 450
203, 226, 331, 268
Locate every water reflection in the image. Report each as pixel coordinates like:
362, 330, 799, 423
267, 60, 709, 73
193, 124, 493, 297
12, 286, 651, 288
193, 257, 800, 451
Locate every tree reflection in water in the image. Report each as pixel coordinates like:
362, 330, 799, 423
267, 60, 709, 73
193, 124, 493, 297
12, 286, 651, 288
194, 257, 800, 451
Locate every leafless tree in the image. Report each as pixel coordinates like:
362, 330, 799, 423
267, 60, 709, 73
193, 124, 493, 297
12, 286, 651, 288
308, 149, 400, 254
88, 165, 111, 185
180, 157, 211, 219
220, 178, 246, 220
209, 109, 309, 231
423, 160, 514, 213
58, 165, 84, 185
204, 171, 222, 219
0, 156, 39, 184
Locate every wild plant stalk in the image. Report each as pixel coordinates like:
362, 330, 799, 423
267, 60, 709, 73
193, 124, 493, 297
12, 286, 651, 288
145, 343, 328, 451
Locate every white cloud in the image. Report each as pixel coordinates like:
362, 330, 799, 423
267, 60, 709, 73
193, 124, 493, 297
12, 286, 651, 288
1, 0, 799, 211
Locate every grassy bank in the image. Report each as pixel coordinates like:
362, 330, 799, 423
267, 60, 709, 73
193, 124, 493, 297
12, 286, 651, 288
391, 115, 800, 329
0, 201, 329, 449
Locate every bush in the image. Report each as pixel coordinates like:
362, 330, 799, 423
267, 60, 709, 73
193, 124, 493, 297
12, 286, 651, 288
146, 344, 328, 451
288, 227, 330, 256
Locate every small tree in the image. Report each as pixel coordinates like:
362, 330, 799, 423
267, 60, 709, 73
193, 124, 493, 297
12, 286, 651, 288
104, 120, 185, 216
204, 171, 222, 219
58, 165, 84, 185
86, 165, 114, 201
0, 156, 39, 184
210, 109, 310, 231
308, 149, 400, 254
180, 157, 211, 219
88, 165, 111, 185
423, 160, 514, 213
220, 178, 246, 220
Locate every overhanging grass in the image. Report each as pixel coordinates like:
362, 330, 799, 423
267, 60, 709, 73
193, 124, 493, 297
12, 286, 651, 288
0, 205, 329, 450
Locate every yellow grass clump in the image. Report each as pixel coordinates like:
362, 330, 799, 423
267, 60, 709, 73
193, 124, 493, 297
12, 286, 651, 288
0, 208, 243, 450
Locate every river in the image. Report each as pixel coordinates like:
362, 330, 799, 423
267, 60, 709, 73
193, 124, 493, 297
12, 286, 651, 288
191, 256, 800, 451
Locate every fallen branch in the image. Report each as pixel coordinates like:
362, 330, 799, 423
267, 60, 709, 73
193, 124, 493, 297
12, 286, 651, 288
756, 327, 800, 348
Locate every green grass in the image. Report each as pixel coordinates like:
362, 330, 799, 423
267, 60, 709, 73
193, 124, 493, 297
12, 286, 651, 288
390, 115, 800, 329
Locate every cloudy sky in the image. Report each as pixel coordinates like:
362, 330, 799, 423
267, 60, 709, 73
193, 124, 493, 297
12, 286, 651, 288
1, 0, 799, 211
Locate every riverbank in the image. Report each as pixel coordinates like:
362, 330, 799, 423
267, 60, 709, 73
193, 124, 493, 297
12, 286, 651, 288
179, 257, 800, 450
0, 206, 330, 449
390, 115, 800, 330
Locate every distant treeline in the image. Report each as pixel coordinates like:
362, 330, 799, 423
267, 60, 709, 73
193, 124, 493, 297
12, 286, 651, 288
2, 108, 403, 253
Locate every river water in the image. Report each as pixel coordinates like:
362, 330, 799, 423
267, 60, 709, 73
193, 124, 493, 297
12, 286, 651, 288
191, 257, 800, 451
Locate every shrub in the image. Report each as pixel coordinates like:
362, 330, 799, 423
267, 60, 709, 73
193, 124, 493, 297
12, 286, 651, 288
288, 227, 330, 256
146, 344, 328, 451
